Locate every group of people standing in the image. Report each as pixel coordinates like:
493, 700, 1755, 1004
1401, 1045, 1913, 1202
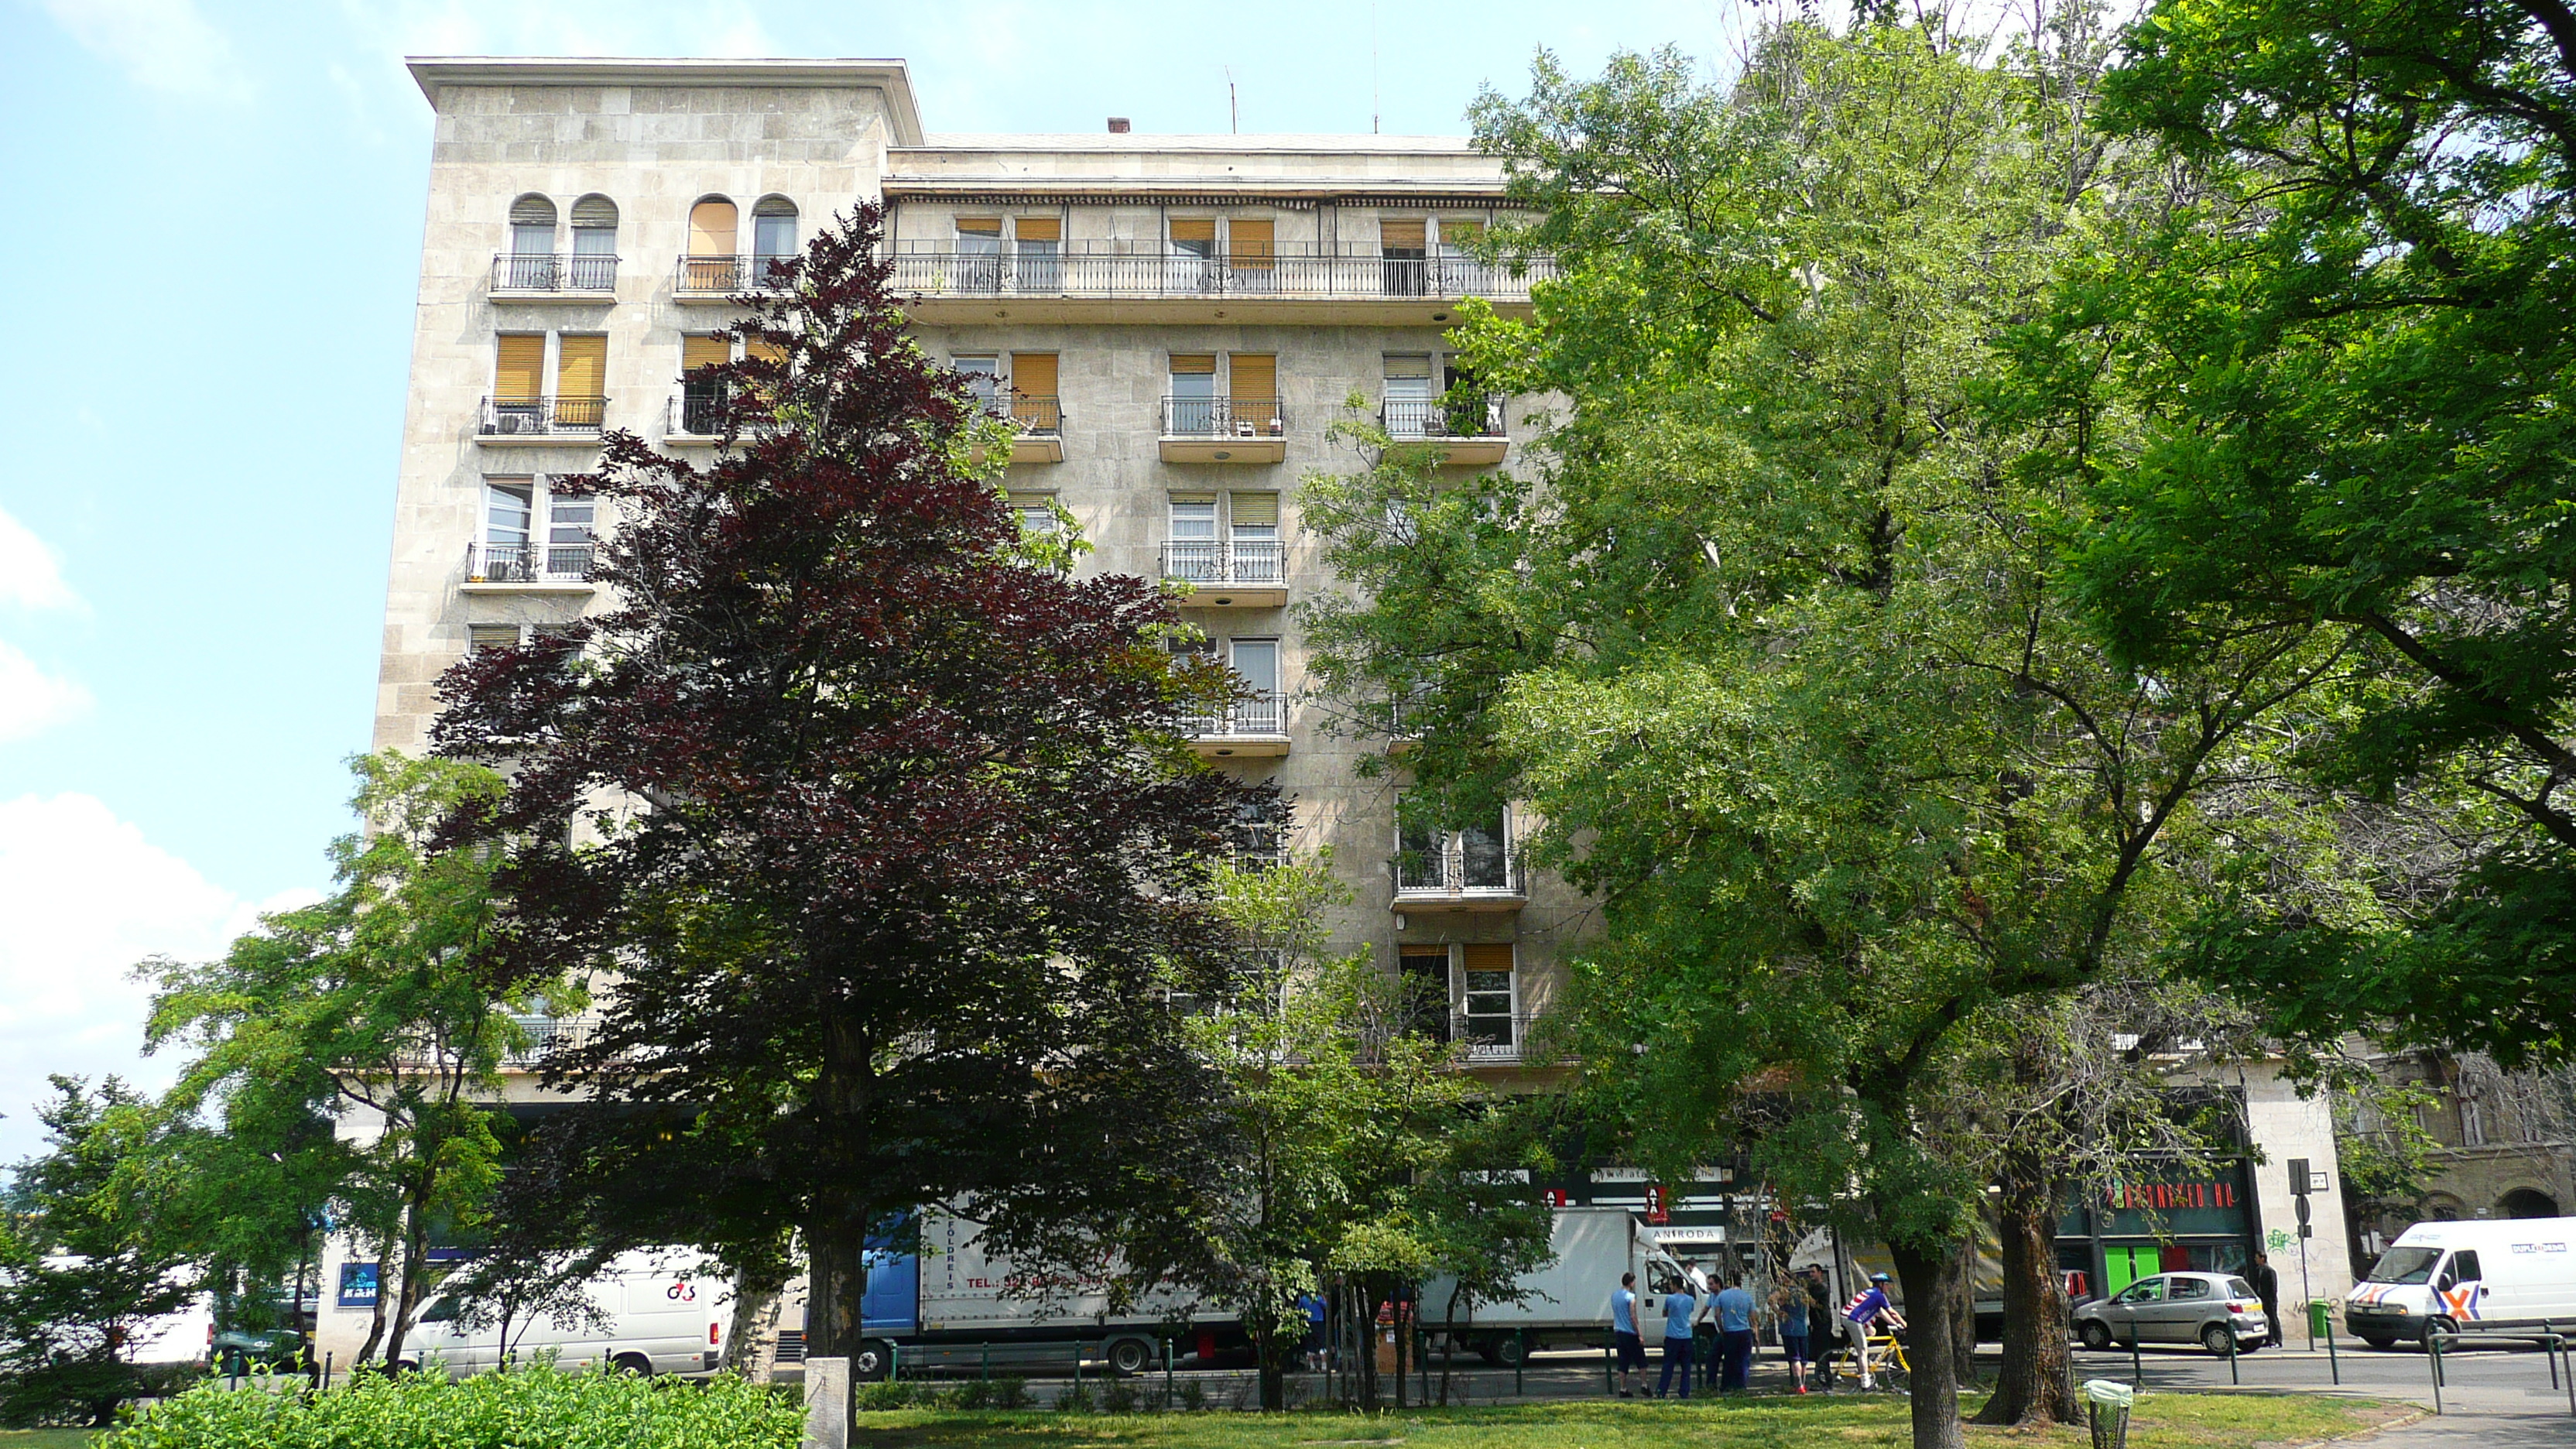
1608, 1261, 1906, 1398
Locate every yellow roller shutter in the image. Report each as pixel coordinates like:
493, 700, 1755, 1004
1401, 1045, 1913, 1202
955, 217, 1003, 238
1170, 218, 1216, 246
682, 335, 731, 374
689, 200, 738, 256
1013, 217, 1061, 242
1170, 353, 1216, 375
1462, 943, 1516, 973
1229, 219, 1274, 270
1380, 218, 1427, 251
556, 335, 607, 399
1228, 354, 1276, 400
494, 334, 544, 402
745, 338, 787, 368
1228, 492, 1278, 527
1440, 218, 1485, 245
1011, 351, 1058, 398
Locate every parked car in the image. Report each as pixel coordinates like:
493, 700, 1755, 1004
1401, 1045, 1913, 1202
2072, 1272, 2267, 1355
2345, 1216, 2576, 1348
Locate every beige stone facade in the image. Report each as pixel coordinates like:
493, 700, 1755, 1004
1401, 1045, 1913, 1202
372, 57, 1580, 1089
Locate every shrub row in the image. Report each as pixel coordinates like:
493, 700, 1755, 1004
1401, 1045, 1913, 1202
97, 1363, 802, 1449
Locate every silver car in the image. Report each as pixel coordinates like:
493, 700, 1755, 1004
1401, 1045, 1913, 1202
2074, 1271, 2269, 1355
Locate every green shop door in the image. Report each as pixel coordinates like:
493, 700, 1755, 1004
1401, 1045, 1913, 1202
2104, 1245, 2159, 1298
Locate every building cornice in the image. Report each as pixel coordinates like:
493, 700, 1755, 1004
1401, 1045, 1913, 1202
406, 57, 925, 146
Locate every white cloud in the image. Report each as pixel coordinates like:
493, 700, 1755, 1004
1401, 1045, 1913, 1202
0, 505, 80, 613
35, 0, 252, 101
0, 639, 91, 744
0, 793, 315, 1166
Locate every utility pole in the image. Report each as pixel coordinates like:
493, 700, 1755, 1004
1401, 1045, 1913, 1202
2289, 1159, 2316, 1341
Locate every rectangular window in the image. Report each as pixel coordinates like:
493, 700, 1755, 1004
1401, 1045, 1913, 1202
494, 334, 545, 402
1013, 216, 1062, 289
1229, 638, 1280, 733
955, 218, 1002, 289
1009, 351, 1059, 432
1461, 942, 1516, 1052
548, 492, 595, 576
681, 335, 731, 374
1170, 354, 1218, 433
1229, 354, 1278, 438
482, 478, 534, 581
1229, 218, 1275, 290
555, 334, 607, 428
1460, 806, 1511, 889
1169, 218, 1217, 256
468, 624, 521, 653
1385, 354, 1434, 437
953, 355, 999, 411
1229, 492, 1279, 583
1169, 218, 1217, 291
1168, 496, 1219, 582
1440, 218, 1494, 293
1009, 492, 1060, 536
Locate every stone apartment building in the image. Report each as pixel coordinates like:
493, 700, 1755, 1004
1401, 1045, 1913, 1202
331, 54, 2370, 1368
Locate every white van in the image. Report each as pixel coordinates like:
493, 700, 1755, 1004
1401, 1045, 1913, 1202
404, 1252, 724, 1378
2344, 1217, 2576, 1348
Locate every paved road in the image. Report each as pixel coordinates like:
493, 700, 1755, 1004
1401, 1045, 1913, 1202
2069, 1336, 2576, 1445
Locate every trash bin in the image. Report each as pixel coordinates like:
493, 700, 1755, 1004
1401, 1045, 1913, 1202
2308, 1300, 2333, 1340
2083, 1378, 2135, 1449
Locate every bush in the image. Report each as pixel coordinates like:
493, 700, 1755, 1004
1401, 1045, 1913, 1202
989, 1376, 1029, 1410
94, 1362, 802, 1449
1055, 1381, 1092, 1413
852, 1380, 932, 1412
1096, 1380, 1139, 1413
1176, 1379, 1208, 1412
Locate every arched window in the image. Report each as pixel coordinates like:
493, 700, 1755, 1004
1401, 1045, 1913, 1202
568, 195, 618, 289
752, 196, 799, 265
508, 194, 557, 255
2501, 1187, 2561, 1219
684, 197, 738, 292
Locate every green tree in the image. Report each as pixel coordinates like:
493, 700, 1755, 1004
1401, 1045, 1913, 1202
0, 1078, 199, 1427
2055, 0, 2576, 1062
145, 752, 565, 1369
1301, 21, 2337, 1444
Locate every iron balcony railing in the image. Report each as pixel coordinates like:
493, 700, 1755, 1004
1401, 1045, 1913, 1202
467, 539, 596, 584
1161, 396, 1286, 439
673, 254, 798, 294
1392, 838, 1522, 897
886, 248, 1557, 301
987, 393, 1062, 436
1184, 690, 1287, 739
1383, 394, 1506, 440
479, 396, 606, 438
1160, 539, 1285, 587
507, 1015, 604, 1064
491, 252, 618, 292
1451, 1011, 1539, 1063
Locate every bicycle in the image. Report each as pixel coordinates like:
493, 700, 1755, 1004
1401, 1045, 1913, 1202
1827, 1331, 1910, 1391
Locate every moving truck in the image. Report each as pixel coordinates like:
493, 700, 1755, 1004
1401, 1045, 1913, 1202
406, 1251, 725, 1377
2344, 1217, 2576, 1348
1421, 1206, 1692, 1364
782, 1208, 1242, 1380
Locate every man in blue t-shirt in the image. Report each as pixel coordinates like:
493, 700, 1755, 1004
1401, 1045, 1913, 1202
1653, 1273, 1697, 1398
1843, 1273, 1906, 1389
1714, 1276, 1757, 1391
1609, 1272, 1643, 1396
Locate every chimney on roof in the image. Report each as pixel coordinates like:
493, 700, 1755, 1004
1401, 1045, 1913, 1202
1107, 117, 1131, 134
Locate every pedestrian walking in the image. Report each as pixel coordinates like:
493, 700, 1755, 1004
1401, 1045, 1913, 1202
1842, 1272, 1905, 1389
1714, 1275, 1756, 1392
1773, 1276, 1810, 1394
1687, 1259, 1718, 1375
1610, 1271, 1644, 1397
1804, 1266, 1838, 1389
1653, 1271, 1697, 1399
2249, 1251, 2282, 1348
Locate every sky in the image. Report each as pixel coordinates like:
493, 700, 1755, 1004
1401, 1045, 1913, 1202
0, 0, 1773, 1168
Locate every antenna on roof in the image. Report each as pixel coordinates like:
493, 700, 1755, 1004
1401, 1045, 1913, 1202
1227, 67, 1238, 134
1372, 4, 1381, 134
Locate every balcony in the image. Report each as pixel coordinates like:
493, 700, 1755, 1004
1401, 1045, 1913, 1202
1391, 840, 1525, 913
478, 396, 606, 444
1159, 540, 1286, 608
886, 246, 1557, 324
506, 1014, 605, 1065
672, 255, 797, 303
1383, 395, 1510, 467
489, 253, 618, 300
464, 540, 596, 592
1160, 397, 1286, 464
1184, 693, 1290, 758
1451, 1012, 1540, 1065
972, 395, 1064, 464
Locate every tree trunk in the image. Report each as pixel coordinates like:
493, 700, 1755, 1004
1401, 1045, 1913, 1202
725, 1281, 782, 1377
1949, 1236, 1980, 1391
1392, 1283, 1409, 1410
1889, 1237, 1968, 1449
354, 1257, 390, 1366
382, 1185, 437, 1368
1254, 1288, 1285, 1410
803, 1217, 869, 1361
1438, 1281, 1465, 1406
1974, 1159, 2078, 1424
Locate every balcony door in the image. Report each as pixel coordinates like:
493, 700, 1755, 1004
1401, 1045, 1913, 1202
1169, 218, 1218, 291
686, 199, 738, 289
1168, 497, 1219, 582
1228, 218, 1276, 292
1228, 492, 1279, 582
1381, 218, 1428, 296
1013, 217, 1062, 291
1228, 354, 1277, 437
1460, 807, 1511, 889
485, 480, 534, 580
1385, 355, 1434, 437
1170, 355, 1218, 434
953, 355, 1000, 413
1009, 351, 1058, 433
1228, 639, 1280, 734
954, 218, 1002, 290
1400, 949, 1454, 1042
507, 195, 557, 289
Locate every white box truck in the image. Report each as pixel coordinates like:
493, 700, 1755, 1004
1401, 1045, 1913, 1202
2344, 1216, 2576, 1348
1422, 1207, 1693, 1365
405, 1250, 726, 1377
781, 1208, 1242, 1380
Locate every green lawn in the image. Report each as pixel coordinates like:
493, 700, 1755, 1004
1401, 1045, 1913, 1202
852, 1391, 2407, 1448
0, 1432, 101, 1449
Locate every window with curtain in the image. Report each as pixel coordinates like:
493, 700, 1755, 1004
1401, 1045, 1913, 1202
685, 198, 737, 290
752, 197, 799, 259
1228, 639, 1280, 732
954, 218, 1002, 290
